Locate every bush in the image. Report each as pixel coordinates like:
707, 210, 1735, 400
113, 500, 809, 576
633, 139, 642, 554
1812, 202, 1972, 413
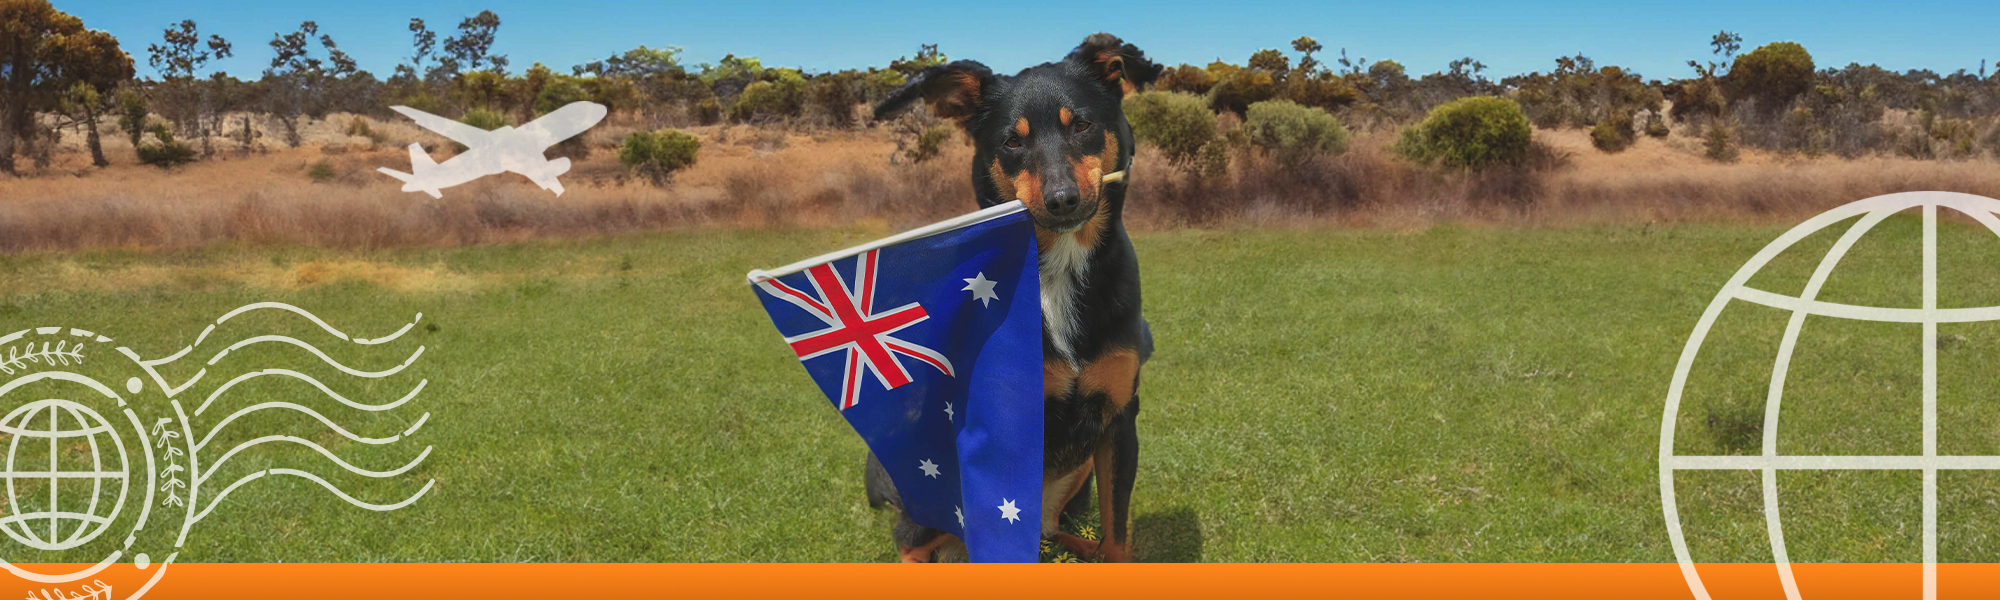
1668, 77, 1726, 125
1123, 91, 1217, 164
533, 78, 592, 116
1242, 100, 1349, 165
1157, 64, 1218, 95
1590, 113, 1635, 153
693, 97, 722, 125
1704, 121, 1739, 162
460, 107, 508, 131
136, 122, 197, 168
1644, 113, 1671, 138
907, 124, 954, 164
1726, 42, 1815, 114
619, 129, 701, 185
807, 72, 864, 128
1194, 140, 1230, 181
307, 160, 335, 183
1394, 96, 1533, 169
116, 89, 148, 147
1207, 68, 1276, 116
728, 72, 807, 123
346, 117, 388, 145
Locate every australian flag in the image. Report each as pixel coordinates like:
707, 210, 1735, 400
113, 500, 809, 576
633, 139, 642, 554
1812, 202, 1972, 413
748, 201, 1042, 562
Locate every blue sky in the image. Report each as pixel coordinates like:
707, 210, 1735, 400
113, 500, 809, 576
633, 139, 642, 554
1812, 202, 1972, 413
57, 0, 2000, 82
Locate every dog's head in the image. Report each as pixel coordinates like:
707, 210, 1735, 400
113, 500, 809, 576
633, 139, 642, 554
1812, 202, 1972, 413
875, 34, 1160, 243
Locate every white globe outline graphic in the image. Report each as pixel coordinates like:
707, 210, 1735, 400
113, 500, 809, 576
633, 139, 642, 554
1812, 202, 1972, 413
1660, 191, 2000, 600
0, 398, 130, 552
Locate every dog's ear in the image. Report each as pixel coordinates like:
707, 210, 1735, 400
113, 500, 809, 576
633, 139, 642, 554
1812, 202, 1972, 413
1071, 33, 1162, 98
873, 60, 996, 128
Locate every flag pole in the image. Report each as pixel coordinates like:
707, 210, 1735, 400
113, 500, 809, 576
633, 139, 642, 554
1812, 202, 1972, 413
746, 200, 1027, 284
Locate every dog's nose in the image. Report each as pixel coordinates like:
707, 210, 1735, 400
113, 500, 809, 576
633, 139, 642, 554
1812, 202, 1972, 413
1045, 185, 1082, 217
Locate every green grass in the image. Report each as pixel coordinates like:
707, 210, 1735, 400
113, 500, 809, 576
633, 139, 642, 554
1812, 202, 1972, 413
4, 211, 2000, 563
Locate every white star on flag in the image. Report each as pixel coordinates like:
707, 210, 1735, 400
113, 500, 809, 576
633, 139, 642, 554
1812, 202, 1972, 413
998, 498, 1021, 524
962, 272, 999, 308
943, 401, 954, 422
955, 506, 964, 527
918, 459, 941, 478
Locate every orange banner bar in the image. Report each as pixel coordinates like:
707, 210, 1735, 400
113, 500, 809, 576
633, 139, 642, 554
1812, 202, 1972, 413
12, 563, 2000, 599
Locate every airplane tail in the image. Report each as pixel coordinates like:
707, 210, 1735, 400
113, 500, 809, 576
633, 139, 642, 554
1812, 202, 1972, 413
375, 143, 444, 198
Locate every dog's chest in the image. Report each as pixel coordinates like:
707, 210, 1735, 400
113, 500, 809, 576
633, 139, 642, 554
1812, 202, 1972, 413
1040, 234, 1092, 361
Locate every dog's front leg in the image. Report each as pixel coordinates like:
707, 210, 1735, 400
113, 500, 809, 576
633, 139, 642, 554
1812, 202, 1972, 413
1091, 399, 1139, 562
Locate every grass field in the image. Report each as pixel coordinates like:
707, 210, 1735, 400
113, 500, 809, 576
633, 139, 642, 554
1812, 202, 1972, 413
6, 215, 2000, 563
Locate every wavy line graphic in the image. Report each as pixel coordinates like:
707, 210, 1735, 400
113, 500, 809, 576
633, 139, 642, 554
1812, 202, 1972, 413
196, 437, 432, 486
205, 335, 423, 378
210, 303, 423, 346
192, 468, 435, 527
194, 369, 426, 416
195, 402, 429, 452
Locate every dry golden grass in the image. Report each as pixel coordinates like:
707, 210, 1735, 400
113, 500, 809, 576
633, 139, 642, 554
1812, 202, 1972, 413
4, 113, 2000, 253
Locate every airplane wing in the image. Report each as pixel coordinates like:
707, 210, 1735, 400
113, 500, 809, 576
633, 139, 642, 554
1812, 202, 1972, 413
514, 102, 608, 149
391, 106, 497, 148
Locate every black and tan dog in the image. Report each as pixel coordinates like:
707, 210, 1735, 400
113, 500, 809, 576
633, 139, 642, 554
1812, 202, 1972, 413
865, 33, 1159, 563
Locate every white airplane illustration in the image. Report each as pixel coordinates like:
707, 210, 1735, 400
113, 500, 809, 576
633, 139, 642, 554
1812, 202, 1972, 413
377, 101, 607, 198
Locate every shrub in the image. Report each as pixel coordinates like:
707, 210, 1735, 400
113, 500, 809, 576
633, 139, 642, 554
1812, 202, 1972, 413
136, 122, 197, 168
693, 97, 722, 125
398, 92, 445, 116
808, 72, 864, 128
1704, 121, 1739, 162
1726, 42, 1814, 114
728, 72, 807, 123
1644, 113, 1671, 138
1123, 91, 1217, 164
116, 89, 148, 148
907, 124, 954, 164
619, 129, 701, 185
1157, 64, 1217, 95
1590, 112, 1635, 153
533, 78, 592, 116
1668, 77, 1726, 125
460, 107, 508, 131
1207, 68, 1276, 116
1242, 100, 1349, 165
1394, 96, 1532, 169
346, 117, 388, 145
307, 160, 335, 183
1194, 140, 1230, 181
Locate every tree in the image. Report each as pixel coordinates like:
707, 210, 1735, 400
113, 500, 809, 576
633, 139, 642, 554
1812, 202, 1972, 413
1290, 37, 1324, 73
441, 10, 507, 75
1248, 49, 1290, 75
264, 21, 357, 147
146, 19, 231, 79
1709, 31, 1743, 69
573, 45, 683, 78
1726, 41, 1814, 113
145, 19, 232, 156
0, 0, 134, 174
889, 44, 946, 77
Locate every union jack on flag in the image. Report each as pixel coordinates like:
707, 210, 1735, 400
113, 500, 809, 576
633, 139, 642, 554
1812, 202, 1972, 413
748, 201, 1044, 562
758, 249, 955, 410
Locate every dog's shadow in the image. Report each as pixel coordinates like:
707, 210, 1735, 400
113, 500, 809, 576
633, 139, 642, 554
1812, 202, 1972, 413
1133, 508, 1204, 562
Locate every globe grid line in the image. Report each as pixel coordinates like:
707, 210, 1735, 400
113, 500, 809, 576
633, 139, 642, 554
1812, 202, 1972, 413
1660, 192, 2000, 600
0, 399, 130, 553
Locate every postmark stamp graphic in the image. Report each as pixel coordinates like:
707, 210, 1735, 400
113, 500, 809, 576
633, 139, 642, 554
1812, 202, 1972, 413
0, 304, 434, 599
1660, 191, 2000, 600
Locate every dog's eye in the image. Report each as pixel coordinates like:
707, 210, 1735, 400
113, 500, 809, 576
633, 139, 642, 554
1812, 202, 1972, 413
1072, 120, 1092, 134
1004, 136, 1022, 149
